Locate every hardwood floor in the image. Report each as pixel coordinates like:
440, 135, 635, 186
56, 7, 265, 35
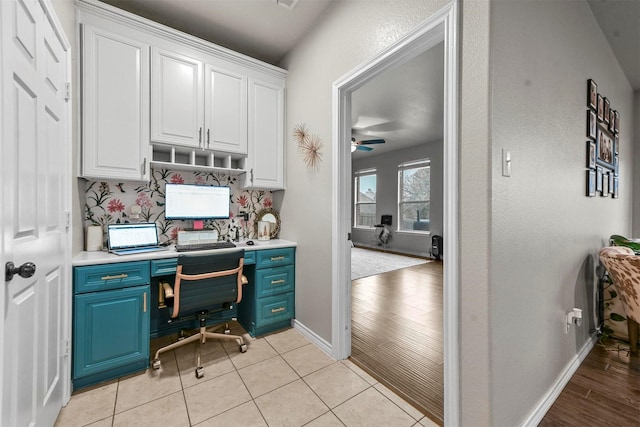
540, 339, 640, 426
350, 261, 444, 426
349, 260, 640, 427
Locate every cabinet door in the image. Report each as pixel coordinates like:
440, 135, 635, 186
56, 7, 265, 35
81, 24, 150, 181
151, 47, 203, 148
73, 285, 150, 380
204, 64, 247, 154
245, 78, 285, 190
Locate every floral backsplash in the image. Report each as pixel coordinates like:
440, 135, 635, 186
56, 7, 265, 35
85, 168, 273, 243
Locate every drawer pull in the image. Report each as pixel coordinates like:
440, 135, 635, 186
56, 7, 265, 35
101, 273, 128, 281
143, 292, 147, 313
270, 279, 285, 285
271, 307, 285, 313
270, 256, 285, 261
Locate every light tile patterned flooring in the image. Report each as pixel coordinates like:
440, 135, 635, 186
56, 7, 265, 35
55, 327, 438, 427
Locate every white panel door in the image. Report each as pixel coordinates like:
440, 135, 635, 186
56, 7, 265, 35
151, 47, 203, 148
204, 64, 247, 154
246, 78, 284, 190
1, 0, 71, 426
81, 23, 150, 181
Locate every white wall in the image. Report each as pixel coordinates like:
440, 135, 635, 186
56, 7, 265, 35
490, 1, 634, 425
351, 143, 442, 257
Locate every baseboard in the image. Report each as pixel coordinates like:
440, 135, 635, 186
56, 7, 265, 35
353, 244, 432, 260
521, 334, 597, 426
292, 319, 334, 358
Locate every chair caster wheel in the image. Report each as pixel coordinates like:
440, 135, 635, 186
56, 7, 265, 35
195, 367, 204, 379
151, 359, 161, 370
239, 344, 248, 353
224, 329, 231, 335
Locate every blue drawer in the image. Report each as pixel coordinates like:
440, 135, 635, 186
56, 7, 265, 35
74, 261, 150, 294
244, 250, 256, 265
256, 248, 294, 269
255, 265, 294, 298
256, 292, 294, 327
150, 258, 177, 277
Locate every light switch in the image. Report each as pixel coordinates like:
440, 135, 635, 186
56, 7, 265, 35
502, 149, 511, 177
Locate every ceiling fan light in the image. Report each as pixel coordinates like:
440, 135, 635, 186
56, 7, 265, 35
351, 144, 356, 153
273, 0, 299, 10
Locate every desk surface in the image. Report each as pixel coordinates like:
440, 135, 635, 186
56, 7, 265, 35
73, 239, 297, 267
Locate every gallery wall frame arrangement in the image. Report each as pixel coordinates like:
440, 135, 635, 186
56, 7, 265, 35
586, 79, 619, 199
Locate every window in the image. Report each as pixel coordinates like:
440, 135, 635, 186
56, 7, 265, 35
398, 159, 430, 232
354, 168, 377, 227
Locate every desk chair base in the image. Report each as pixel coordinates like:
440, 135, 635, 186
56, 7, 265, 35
151, 312, 247, 378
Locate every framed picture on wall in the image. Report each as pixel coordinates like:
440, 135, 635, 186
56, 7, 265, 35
587, 140, 596, 169
596, 166, 603, 192
596, 128, 615, 169
608, 171, 614, 194
614, 155, 619, 176
587, 170, 596, 197
587, 79, 597, 110
597, 94, 604, 121
602, 171, 609, 196
603, 98, 610, 124
614, 110, 620, 133
608, 109, 615, 132
587, 110, 597, 139
613, 178, 619, 198
615, 134, 619, 154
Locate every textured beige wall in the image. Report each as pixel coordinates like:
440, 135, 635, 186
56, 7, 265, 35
490, 1, 634, 425
278, 0, 451, 347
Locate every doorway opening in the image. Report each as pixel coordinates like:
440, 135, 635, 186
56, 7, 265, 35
331, 2, 459, 425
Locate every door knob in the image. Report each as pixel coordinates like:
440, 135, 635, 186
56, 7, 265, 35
5, 261, 36, 281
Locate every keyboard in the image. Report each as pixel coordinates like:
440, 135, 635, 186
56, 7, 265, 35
175, 241, 237, 252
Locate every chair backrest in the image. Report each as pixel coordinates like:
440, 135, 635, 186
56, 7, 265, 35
171, 249, 245, 319
599, 246, 640, 323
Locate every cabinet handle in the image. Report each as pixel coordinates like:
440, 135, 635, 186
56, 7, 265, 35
270, 279, 285, 285
271, 307, 285, 313
270, 256, 285, 261
101, 273, 128, 280
143, 292, 147, 313
142, 157, 147, 176
198, 127, 202, 148
250, 168, 254, 183
207, 128, 210, 148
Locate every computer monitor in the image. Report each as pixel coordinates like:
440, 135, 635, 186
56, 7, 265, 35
164, 184, 230, 229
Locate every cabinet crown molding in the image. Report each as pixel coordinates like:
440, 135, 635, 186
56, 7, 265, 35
76, 0, 288, 79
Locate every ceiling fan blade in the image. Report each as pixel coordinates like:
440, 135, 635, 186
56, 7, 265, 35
358, 139, 385, 145
356, 145, 374, 151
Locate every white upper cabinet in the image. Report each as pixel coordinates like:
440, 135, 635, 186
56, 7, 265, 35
80, 22, 150, 181
244, 78, 285, 190
151, 48, 204, 148
151, 48, 248, 154
204, 64, 248, 154
78, 0, 285, 183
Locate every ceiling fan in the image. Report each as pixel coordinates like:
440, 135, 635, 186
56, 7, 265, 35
351, 137, 385, 153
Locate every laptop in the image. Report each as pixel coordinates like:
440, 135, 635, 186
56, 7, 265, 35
107, 223, 166, 255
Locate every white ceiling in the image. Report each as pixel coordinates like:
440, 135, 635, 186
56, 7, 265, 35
99, 0, 639, 159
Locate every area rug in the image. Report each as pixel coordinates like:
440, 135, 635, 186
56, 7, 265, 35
351, 247, 429, 280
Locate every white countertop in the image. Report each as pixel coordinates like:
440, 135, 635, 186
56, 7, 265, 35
72, 239, 297, 267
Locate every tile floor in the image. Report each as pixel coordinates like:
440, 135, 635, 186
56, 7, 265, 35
55, 326, 439, 427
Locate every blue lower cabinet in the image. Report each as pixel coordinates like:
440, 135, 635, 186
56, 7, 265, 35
73, 285, 150, 389
239, 247, 295, 337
